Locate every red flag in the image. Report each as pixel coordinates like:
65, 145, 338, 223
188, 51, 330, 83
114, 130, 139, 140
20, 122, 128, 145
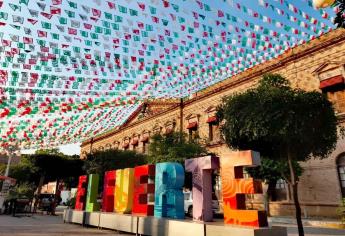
0, 22, 5, 26
23, 37, 33, 44
1, 39, 11, 46
41, 12, 53, 19
107, 1, 116, 9
68, 28, 77, 35
29, 59, 36, 64
37, 30, 47, 37
41, 46, 49, 52
52, 0, 62, 5
83, 23, 92, 29
23, 64, 31, 69
162, 0, 169, 7
27, 18, 38, 25
137, 22, 144, 29
11, 48, 19, 54
50, 6, 61, 15
92, 8, 101, 18
138, 2, 145, 10
152, 16, 159, 23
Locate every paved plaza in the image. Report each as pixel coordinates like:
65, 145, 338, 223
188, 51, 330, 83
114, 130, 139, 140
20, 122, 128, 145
0, 214, 130, 236
0, 214, 344, 236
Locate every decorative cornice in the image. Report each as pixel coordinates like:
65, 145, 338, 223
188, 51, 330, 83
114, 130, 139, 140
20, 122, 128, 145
81, 29, 345, 148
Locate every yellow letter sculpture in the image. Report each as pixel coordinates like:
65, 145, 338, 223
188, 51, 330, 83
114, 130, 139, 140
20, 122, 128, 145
115, 168, 134, 213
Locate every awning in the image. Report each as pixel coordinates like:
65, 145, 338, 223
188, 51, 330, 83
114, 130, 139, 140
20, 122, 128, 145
187, 122, 198, 129
131, 138, 139, 145
319, 75, 344, 89
122, 142, 129, 148
206, 116, 217, 123
0, 176, 16, 184
165, 127, 173, 134
140, 136, 149, 142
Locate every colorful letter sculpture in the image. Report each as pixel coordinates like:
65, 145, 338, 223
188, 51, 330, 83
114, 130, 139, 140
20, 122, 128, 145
220, 151, 268, 227
85, 174, 100, 212
75, 175, 88, 210
132, 164, 155, 216
185, 156, 220, 221
154, 163, 184, 219
115, 168, 134, 213
102, 170, 116, 212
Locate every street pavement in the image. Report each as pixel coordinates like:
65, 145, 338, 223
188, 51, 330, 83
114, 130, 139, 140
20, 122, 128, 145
0, 214, 131, 236
0, 213, 345, 236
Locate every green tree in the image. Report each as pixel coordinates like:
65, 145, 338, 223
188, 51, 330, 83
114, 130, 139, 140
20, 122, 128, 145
83, 149, 147, 175
217, 74, 338, 236
334, 0, 345, 28
9, 152, 84, 212
148, 132, 208, 164
148, 132, 209, 189
35, 148, 63, 156
246, 158, 302, 216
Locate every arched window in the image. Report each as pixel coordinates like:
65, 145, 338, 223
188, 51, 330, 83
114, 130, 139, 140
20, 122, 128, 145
337, 153, 345, 198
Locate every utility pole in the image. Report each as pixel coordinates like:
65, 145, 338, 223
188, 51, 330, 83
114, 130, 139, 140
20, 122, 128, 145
0, 144, 18, 212
179, 98, 184, 142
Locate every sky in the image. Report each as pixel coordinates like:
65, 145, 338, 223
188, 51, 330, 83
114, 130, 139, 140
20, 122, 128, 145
21, 143, 81, 155
0, 0, 337, 153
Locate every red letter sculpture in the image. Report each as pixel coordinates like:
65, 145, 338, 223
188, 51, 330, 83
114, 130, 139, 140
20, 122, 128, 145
102, 170, 116, 212
75, 175, 88, 210
132, 164, 155, 215
221, 151, 268, 227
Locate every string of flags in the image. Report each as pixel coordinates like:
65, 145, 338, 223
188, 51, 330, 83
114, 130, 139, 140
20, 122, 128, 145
0, 0, 336, 150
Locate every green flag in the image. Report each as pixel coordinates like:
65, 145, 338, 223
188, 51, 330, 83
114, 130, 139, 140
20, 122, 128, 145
118, 5, 127, 13
68, 1, 77, 9
41, 21, 52, 29
19, 0, 29, 6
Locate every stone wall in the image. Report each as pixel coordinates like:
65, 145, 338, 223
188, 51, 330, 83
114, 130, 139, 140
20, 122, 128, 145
81, 29, 345, 217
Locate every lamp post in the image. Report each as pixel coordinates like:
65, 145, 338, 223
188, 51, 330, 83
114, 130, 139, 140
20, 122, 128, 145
312, 0, 336, 8
0, 142, 19, 212
312, 0, 345, 28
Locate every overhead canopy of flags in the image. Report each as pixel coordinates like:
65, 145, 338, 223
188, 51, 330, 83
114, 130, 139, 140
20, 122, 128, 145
0, 0, 337, 150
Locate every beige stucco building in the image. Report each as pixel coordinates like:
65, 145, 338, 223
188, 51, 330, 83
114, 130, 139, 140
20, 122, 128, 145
81, 29, 345, 218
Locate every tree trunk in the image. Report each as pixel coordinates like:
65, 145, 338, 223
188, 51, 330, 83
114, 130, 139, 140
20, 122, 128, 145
265, 180, 277, 216
51, 179, 60, 216
33, 175, 45, 213
287, 153, 304, 236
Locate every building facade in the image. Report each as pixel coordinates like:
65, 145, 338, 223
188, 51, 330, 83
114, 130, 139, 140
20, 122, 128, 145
81, 29, 345, 218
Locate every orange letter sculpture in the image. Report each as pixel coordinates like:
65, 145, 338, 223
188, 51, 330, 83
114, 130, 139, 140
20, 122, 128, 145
220, 151, 268, 227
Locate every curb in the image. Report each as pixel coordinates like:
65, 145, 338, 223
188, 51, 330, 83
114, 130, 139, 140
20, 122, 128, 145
269, 217, 345, 229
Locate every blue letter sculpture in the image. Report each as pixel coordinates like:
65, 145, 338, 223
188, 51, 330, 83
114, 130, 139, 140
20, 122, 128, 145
154, 162, 184, 219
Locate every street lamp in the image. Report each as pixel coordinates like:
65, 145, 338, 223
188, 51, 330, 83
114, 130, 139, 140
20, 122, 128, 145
3, 143, 19, 177
313, 0, 336, 8
0, 142, 19, 212
313, 0, 345, 28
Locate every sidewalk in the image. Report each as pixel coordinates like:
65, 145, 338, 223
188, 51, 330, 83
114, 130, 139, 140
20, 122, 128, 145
269, 216, 345, 229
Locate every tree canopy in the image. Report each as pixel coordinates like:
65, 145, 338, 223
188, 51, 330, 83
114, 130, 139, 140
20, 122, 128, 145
217, 73, 338, 236
334, 0, 345, 28
83, 149, 147, 175
217, 74, 338, 164
147, 131, 208, 164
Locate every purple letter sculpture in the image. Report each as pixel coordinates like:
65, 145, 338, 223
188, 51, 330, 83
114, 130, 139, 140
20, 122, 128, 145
185, 156, 220, 221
